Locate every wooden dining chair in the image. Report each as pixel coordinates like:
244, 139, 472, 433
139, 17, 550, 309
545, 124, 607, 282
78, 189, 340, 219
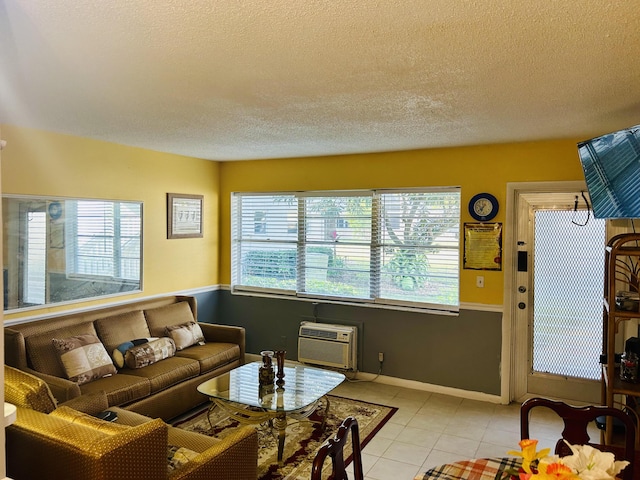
520, 397, 636, 480
311, 416, 364, 480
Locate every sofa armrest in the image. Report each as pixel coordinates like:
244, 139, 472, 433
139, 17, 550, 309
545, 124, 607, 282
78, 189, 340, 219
170, 425, 258, 480
21, 368, 82, 402
199, 323, 245, 363
5, 328, 29, 369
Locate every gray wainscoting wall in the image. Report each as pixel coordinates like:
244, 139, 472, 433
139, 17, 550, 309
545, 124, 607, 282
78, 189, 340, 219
195, 290, 502, 396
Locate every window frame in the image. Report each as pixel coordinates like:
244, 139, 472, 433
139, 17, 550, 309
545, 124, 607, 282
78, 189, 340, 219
66, 200, 141, 282
231, 187, 460, 313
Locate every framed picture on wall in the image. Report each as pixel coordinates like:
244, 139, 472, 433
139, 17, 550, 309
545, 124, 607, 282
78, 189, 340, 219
463, 222, 502, 270
167, 193, 203, 239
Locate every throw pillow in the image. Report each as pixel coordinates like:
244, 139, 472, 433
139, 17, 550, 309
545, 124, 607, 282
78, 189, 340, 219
112, 338, 155, 368
52, 334, 117, 385
124, 337, 177, 369
165, 322, 205, 350
167, 445, 200, 474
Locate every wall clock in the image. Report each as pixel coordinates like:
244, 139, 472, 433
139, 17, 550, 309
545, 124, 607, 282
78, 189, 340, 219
48, 201, 63, 220
468, 193, 499, 222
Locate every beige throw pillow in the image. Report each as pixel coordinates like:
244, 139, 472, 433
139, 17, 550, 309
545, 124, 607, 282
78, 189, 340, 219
52, 334, 117, 385
165, 322, 205, 350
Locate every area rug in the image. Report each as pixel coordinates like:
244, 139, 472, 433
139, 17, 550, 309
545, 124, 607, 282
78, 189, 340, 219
172, 395, 397, 480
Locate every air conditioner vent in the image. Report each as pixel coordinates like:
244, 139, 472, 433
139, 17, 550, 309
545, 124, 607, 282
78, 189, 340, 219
298, 321, 357, 370
299, 327, 338, 340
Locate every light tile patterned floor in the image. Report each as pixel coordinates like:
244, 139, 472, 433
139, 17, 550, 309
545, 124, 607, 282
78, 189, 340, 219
329, 380, 598, 480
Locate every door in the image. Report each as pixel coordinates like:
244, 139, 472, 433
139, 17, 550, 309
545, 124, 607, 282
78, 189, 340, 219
512, 190, 605, 403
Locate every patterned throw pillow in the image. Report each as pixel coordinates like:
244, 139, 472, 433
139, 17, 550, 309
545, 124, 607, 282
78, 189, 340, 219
112, 338, 155, 368
52, 334, 117, 385
124, 337, 177, 369
167, 444, 199, 474
165, 322, 205, 350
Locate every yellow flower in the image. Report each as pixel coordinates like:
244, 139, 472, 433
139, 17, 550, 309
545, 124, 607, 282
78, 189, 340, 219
533, 460, 580, 480
508, 439, 551, 474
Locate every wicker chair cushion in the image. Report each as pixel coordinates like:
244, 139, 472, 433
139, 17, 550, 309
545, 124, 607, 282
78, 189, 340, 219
52, 334, 117, 386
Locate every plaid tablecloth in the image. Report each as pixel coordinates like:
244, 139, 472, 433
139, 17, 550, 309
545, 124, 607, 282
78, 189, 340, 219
415, 457, 522, 480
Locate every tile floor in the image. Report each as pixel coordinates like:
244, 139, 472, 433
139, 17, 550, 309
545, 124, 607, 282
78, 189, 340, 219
330, 379, 597, 480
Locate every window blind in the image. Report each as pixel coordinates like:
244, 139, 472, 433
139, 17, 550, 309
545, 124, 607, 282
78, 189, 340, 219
231, 188, 460, 311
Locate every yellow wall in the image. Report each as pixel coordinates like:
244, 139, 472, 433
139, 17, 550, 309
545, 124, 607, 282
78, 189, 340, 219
1, 123, 587, 312
1, 125, 220, 320
219, 139, 586, 304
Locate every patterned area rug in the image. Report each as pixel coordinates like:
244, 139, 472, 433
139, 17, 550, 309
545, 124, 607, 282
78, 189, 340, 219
173, 395, 397, 480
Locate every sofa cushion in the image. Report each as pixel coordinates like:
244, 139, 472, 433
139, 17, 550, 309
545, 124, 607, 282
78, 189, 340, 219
78, 373, 151, 406
165, 322, 205, 350
145, 301, 195, 337
112, 338, 155, 368
120, 356, 200, 393
94, 310, 151, 354
50, 406, 130, 435
25, 323, 98, 377
125, 337, 176, 369
4, 365, 58, 413
52, 334, 117, 386
175, 343, 241, 374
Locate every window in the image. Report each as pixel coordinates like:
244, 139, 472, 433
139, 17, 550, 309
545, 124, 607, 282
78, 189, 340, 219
66, 200, 141, 281
231, 188, 460, 311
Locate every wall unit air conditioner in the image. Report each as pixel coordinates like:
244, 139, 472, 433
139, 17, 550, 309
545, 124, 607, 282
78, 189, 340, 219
298, 321, 357, 370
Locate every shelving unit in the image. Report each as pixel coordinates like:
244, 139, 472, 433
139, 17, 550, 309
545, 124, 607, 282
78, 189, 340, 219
601, 233, 640, 443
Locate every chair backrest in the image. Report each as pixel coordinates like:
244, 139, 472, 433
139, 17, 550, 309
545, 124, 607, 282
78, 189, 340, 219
520, 397, 636, 480
311, 416, 364, 480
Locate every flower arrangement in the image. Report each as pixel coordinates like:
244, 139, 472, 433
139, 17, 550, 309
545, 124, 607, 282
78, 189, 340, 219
498, 439, 629, 480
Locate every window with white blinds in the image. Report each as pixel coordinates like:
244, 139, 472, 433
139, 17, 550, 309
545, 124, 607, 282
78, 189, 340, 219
231, 188, 460, 311
66, 200, 141, 281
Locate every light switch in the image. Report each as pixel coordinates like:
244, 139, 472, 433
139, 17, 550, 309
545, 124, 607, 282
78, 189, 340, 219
476, 276, 484, 288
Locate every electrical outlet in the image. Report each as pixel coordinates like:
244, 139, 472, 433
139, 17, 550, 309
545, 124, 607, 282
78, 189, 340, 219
378, 352, 384, 362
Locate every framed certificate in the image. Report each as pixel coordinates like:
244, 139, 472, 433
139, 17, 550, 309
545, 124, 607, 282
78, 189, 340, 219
463, 222, 502, 270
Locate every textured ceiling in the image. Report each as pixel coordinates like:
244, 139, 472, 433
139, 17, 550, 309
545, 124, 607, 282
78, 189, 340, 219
1, 1, 639, 161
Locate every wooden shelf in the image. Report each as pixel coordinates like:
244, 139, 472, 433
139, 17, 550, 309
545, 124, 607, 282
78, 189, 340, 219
602, 234, 640, 444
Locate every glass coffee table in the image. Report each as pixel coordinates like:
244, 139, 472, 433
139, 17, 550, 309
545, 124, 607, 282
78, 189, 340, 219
197, 361, 345, 463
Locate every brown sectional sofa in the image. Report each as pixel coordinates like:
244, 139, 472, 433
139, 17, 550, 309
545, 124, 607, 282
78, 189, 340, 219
5, 295, 245, 420
5, 365, 258, 480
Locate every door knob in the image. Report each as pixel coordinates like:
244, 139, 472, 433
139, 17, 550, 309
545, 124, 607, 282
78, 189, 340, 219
518, 302, 526, 309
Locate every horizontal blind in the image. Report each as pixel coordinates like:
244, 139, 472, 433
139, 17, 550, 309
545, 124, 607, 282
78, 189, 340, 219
376, 189, 460, 307
300, 194, 373, 299
232, 188, 460, 311
232, 193, 298, 292
70, 200, 141, 280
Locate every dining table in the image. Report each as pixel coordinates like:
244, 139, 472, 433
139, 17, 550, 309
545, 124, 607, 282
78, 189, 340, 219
415, 457, 522, 480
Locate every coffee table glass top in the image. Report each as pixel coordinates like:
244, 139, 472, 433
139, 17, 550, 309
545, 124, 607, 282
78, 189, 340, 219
197, 362, 345, 412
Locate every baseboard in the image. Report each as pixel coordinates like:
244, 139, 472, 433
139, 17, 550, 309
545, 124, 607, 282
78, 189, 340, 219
245, 353, 503, 404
